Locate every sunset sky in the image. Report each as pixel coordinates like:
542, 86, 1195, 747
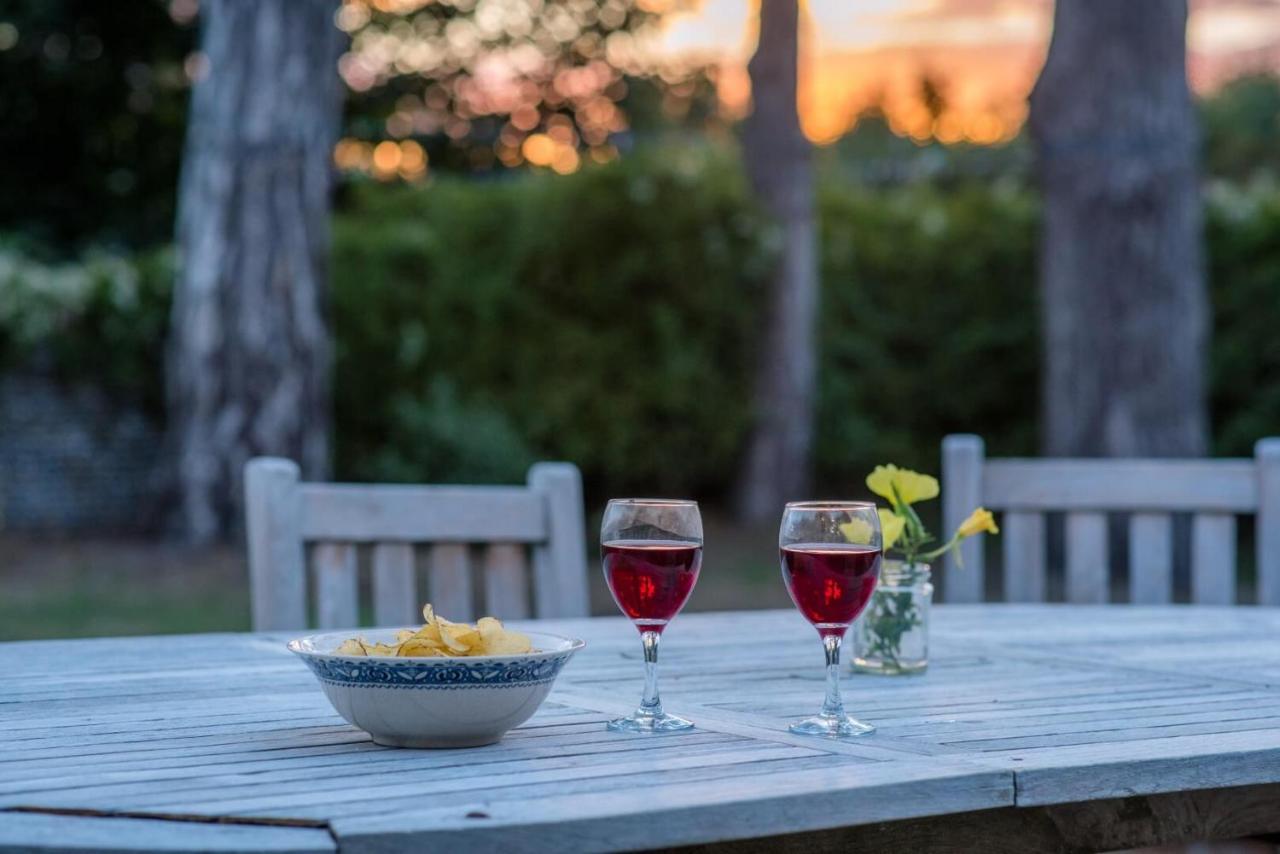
657, 0, 1280, 143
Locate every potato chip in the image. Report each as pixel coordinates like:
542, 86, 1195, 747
408, 620, 443, 644
477, 617, 532, 655
334, 638, 367, 656
438, 619, 482, 654
333, 603, 538, 657
398, 639, 446, 657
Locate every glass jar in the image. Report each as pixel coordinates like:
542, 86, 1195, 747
852, 561, 932, 675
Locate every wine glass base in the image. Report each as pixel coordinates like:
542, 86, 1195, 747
607, 710, 695, 734
788, 713, 875, 739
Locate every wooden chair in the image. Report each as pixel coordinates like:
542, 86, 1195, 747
940, 434, 1280, 605
244, 458, 590, 630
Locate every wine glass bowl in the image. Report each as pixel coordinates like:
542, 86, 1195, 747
601, 498, 703, 733
779, 501, 882, 738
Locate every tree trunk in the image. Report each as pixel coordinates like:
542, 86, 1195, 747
1030, 0, 1208, 459
737, 0, 818, 521
168, 0, 345, 542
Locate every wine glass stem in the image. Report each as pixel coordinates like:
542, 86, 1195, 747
640, 630, 663, 715
821, 633, 845, 718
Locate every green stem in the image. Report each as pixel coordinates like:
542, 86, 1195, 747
919, 533, 968, 564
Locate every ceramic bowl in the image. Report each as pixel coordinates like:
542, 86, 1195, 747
288, 628, 584, 748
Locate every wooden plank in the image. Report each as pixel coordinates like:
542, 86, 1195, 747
371, 544, 417, 627
983, 459, 1258, 512
1001, 512, 1045, 602
527, 463, 590, 618
1191, 513, 1236, 605
245, 457, 307, 632
672, 784, 1280, 854
127, 747, 826, 816
1064, 512, 1107, 604
428, 543, 473, 621
980, 728, 1280, 806
298, 484, 545, 543
0, 811, 335, 853
941, 434, 985, 603
1128, 513, 1172, 605
1258, 439, 1280, 606
482, 544, 531, 620
312, 543, 358, 629
329, 761, 1013, 853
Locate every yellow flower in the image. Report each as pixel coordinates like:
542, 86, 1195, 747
866, 464, 939, 508
839, 508, 906, 550
957, 507, 999, 538
839, 517, 873, 545
879, 508, 906, 550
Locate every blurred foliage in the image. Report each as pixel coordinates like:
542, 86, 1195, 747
330, 148, 769, 495
0, 0, 718, 249
1206, 180, 1280, 456
0, 239, 172, 417
3, 147, 1280, 500
362, 378, 537, 484
817, 179, 1040, 482
337, 0, 720, 175
1200, 73, 1280, 181
0, 0, 195, 248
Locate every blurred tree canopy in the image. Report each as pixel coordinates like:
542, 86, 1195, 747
2, 0, 1277, 251
336, 0, 720, 174
0, 0, 195, 248
0, 0, 720, 251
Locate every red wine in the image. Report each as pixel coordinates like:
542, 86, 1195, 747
781, 543, 881, 637
602, 540, 702, 633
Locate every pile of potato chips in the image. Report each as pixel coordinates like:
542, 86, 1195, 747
333, 605, 533, 658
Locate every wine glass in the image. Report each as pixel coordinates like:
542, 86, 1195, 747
779, 501, 882, 738
601, 498, 703, 733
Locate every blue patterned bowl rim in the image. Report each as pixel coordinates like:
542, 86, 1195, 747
287, 628, 585, 662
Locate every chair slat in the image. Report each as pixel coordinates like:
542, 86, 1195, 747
245, 458, 307, 632
983, 459, 1257, 512
429, 544, 474, 621
1002, 512, 1045, 602
372, 544, 417, 627
313, 543, 358, 629
483, 544, 531, 620
528, 463, 590, 618
942, 435, 985, 603
1065, 512, 1108, 603
1129, 513, 1173, 604
299, 485, 546, 543
1192, 513, 1236, 605
1257, 439, 1280, 606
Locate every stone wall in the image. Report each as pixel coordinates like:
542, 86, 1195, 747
0, 374, 164, 532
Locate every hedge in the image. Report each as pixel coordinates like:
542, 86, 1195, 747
2, 147, 1276, 504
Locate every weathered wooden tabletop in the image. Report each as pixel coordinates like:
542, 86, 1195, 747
5, 606, 1280, 853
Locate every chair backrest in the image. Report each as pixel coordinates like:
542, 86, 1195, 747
940, 434, 1280, 605
244, 458, 590, 630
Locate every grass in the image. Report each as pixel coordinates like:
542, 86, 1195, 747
0, 513, 790, 641
0, 536, 249, 640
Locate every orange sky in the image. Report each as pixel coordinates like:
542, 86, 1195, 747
657, 0, 1280, 143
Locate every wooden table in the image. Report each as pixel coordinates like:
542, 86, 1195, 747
6, 606, 1280, 853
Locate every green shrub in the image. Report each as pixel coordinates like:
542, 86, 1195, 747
1206, 180, 1280, 456
3, 147, 1278, 506
816, 179, 1040, 485
331, 147, 771, 497
363, 379, 536, 485
0, 240, 171, 416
